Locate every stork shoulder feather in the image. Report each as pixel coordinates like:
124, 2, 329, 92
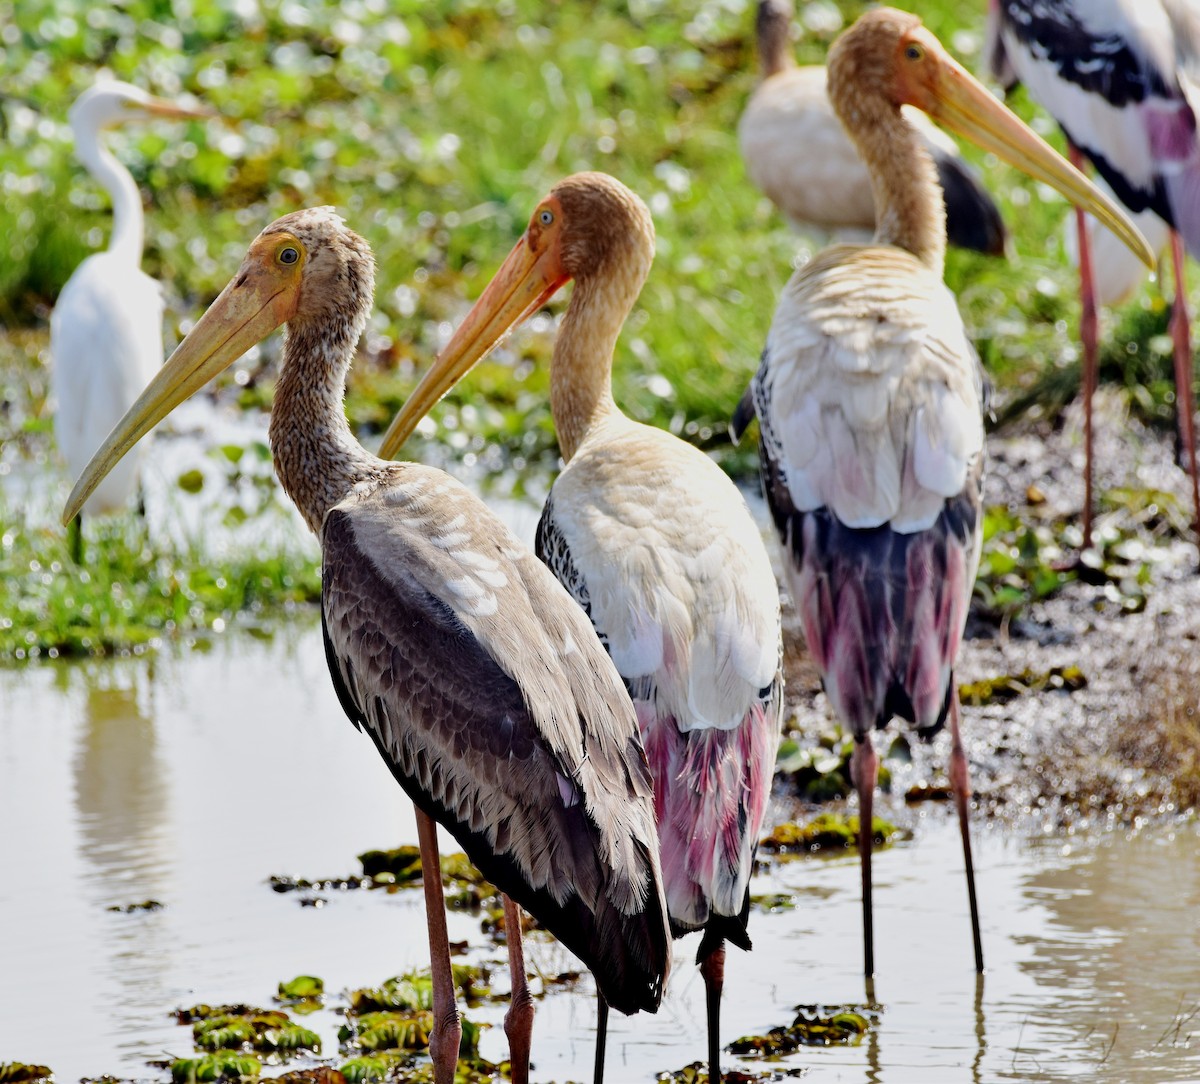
547, 422, 781, 732
759, 246, 983, 532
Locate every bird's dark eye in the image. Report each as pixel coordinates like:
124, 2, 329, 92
538, 209, 554, 226
279, 246, 300, 265
905, 43, 924, 61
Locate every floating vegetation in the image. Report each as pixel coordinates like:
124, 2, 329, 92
759, 812, 902, 857
176, 1003, 319, 1057
728, 1004, 878, 1056
657, 1063, 806, 1082
774, 727, 892, 802
958, 665, 1088, 706
749, 892, 797, 914
275, 975, 324, 1015
267, 1071, 345, 1084
0, 1067, 52, 1084
106, 899, 163, 913
168, 1052, 262, 1083
347, 965, 495, 1014
356, 846, 423, 884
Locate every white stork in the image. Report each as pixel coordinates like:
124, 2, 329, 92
739, 0, 1008, 255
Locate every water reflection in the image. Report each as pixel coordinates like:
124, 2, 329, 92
73, 677, 174, 1060
1, 632, 1198, 1082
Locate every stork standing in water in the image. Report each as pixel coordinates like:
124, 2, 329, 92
380, 172, 784, 1084
62, 207, 671, 1084
985, 0, 1200, 551
51, 80, 212, 560
733, 7, 1153, 979
739, 0, 1008, 255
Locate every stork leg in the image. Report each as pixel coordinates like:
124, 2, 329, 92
1168, 229, 1200, 548
698, 938, 726, 1083
851, 735, 878, 978
593, 993, 609, 1084
1069, 143, 1100, 554
947, 693, 984, 973
502, 893, 534, 1084
416, 808, 462, 1084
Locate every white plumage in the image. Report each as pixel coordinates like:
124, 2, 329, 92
50, 79, 210, 517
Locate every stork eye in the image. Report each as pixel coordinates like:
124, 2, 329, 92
905, 43, 924, 61
538, 209, 554, 226
279, 246, 300, 265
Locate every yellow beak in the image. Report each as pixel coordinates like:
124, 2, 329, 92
139, 94, 217, 122
61, 255, 296, 525
912, 39, 1155, 269
378, 233, 568, 458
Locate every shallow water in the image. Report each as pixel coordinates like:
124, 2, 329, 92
2, 624, 1198, 1082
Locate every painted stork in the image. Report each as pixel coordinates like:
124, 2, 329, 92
378, 172, 784, 1084
50, 80, 212, 560
739, 0, 1008, 255
732, 7, 1153, 979
985, 0, 1200, 551
61, 207, 671, 1084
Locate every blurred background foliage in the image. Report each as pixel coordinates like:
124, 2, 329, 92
0, 0, 1193, 658
2, 0, 1188, 476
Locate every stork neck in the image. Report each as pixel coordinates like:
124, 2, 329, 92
549, 275, 626, 462
847, 104, 946, 271
269, 317, 382, 534
757, 2, 796, 78
75, 126, 144, 264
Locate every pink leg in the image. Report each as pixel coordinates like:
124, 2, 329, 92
851, 736, 878, 978
416, 809, 462, 1084
1070, 143, 1100, 553
699, 940, 726, 1083
1169, 230, 1200, 547
948, 695, 984, 973
503, 894, 534, 1084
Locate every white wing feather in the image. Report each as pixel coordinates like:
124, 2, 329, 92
50, 249, 164, 514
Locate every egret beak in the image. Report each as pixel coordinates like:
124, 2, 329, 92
62, 253, 297, 525
899, 30, 1156, 269
378, 233, 568, 458
133, 95, 217, 122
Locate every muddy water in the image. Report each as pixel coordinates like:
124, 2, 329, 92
1, 624, 1197, 1082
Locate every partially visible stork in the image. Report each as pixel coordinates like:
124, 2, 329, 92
733, 7, 1153, 979
379, 172, 784, 1084
62, 207, 671, 1084
985, 0, 1200, 551
51, 79, 213, 561
739, 0, 1008, 255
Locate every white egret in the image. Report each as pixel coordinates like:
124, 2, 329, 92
50, 79, 211, 558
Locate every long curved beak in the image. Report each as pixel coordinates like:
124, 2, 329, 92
61, 259, 295, 525
378, 234, 568, 459
916, 45, 1155, 269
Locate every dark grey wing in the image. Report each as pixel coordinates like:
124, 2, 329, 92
932, 150, 1008, 256
321, 491, 667, 1014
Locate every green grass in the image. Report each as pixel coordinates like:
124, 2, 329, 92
1, 0, 1194, 660
1, 515, 320, 660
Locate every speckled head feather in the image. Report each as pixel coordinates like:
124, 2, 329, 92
548, 172, 655, 287
258, 207, 376, 342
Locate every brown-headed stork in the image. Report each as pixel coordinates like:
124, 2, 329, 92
732, 7, 1154, 980
61, 207, 671, 1084
739, 0, 1008, 255
379, 172, 785, 1084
